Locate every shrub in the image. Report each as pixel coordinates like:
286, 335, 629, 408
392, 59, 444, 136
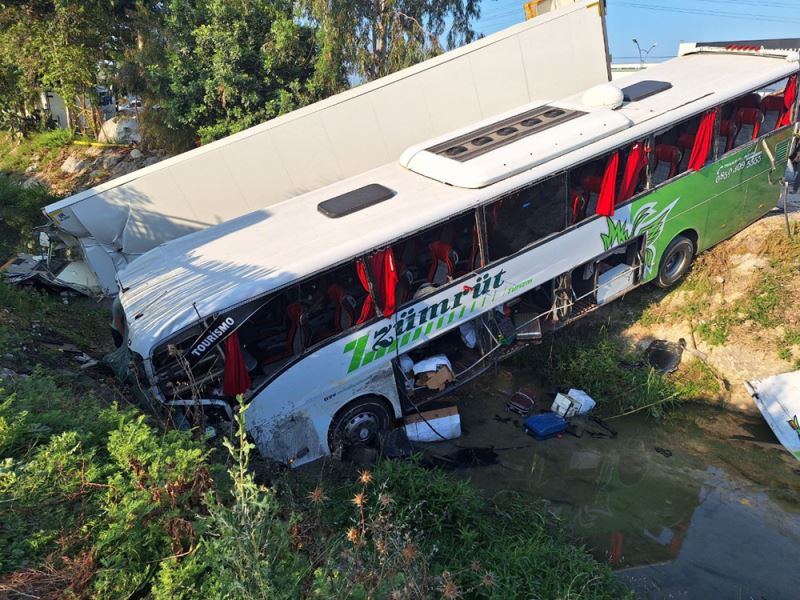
0, 175, 55, 258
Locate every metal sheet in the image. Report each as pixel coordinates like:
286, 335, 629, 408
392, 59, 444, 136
746, 371, 800, 461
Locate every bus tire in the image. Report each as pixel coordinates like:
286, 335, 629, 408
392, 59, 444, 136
655, 235, 695, 289
328, 396, 392, 452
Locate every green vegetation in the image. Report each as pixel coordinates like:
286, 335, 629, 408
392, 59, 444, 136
0, 175, 56, 260
1, 1, 481, 147
523, 324, 724, 417
0, 130, 75, 174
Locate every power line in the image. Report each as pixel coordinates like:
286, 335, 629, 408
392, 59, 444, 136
613, 1, 800, 25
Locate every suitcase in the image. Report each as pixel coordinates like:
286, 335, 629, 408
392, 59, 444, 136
506, 390, 535, 416
523, 413, 568, 440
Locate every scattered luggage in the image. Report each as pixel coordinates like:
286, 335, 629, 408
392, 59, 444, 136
523, 412, 568, 440
551, 389, 596, 417
413, 354, 455, 391
506, 389, 535, 416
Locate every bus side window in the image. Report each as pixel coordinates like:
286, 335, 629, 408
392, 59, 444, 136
568, 156, 605, 224
652, 114, 701, 184
394, 210, 478, 300
298, 262, 365, 342
485, 174, 567, 261
714, 76, 797, 155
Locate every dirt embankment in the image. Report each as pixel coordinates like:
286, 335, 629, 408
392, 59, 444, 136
17, 144, 164, 198
622, 194, 800, 413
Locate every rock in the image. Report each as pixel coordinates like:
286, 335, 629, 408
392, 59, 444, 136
128, 148, 143, 160
60, 155, 89, 175
22, 175, 47, 189
100, 153, 122, 170
98, 116, 141, 144
88, 170, 104, 180
111, 160, 138, 177
0, 367, 27, 380
142, 156, 160, 168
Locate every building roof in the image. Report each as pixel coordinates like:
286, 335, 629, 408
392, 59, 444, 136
119, 49, 798, 358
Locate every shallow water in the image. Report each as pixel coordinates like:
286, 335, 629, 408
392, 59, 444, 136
427, 378, 800, 598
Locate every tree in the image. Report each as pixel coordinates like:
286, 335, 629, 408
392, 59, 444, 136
299, 0, 482, 95
160, 0, 321, 144
0, 0, 125, 136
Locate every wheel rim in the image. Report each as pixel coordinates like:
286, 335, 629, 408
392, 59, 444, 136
341, 410, 381, 446
664, 248, 687, 279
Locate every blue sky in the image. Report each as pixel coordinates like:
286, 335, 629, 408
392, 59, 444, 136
476, 0, 800, 63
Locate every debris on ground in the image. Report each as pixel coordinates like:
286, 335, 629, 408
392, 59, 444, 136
746, 370, 800, 461
645, 339, 686, 374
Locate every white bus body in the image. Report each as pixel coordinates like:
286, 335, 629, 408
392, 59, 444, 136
118, 46, 799, 466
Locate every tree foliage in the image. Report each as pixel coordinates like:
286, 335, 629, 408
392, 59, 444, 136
160, 0, 320, 143
299, 0, 482, 95
1, 0, 483, 145
0, 1, 129, 135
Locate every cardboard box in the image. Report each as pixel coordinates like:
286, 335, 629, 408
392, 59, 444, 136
415, 364, 455, 391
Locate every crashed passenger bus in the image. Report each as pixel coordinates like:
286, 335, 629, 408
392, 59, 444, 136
118, 43, 799, 466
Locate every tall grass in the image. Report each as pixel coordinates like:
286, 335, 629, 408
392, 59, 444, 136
522, 324, 722, 417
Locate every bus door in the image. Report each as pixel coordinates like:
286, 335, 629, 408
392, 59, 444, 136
739, 132, 792, 228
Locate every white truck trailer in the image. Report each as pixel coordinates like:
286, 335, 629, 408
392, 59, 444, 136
39, 0, 611, 295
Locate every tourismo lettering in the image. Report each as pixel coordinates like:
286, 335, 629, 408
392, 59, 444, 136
189, 317, 235, 360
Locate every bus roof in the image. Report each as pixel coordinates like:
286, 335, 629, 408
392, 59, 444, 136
119, 48, 798, 357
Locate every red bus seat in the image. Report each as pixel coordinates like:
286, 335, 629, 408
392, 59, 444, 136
761, 95, 785, 131
734, 108, 763, 147
394, 263, 414, 306
676, 133, 695, 172
326, 284, 355, 334
734, 92, 761, 110
716, 119, 738, 156
652, 144, 682, 185
427, 241, 458, 285
570, 188, 587, 224
581, 176, 602, 216
286, 302, 310, 356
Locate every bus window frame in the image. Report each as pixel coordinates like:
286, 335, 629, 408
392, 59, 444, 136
715, 72, 800, 162
480, 171, 570, 265
386, 206, 484, 312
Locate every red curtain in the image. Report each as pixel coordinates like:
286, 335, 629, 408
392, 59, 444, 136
688, 110, 717, 171
355, 247, 399, 324
223, 331, 251, 397
355, 259, 374, 324
595, 151, 620, 217
617, 142, 647, 204
778, 74, 797, 127
373, 248, 399, 317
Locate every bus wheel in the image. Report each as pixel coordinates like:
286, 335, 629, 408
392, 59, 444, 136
655, 235, 695, 289
329, 397, 392, 452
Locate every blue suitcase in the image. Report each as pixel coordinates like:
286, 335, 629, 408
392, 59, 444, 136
523, 413, 568, 440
